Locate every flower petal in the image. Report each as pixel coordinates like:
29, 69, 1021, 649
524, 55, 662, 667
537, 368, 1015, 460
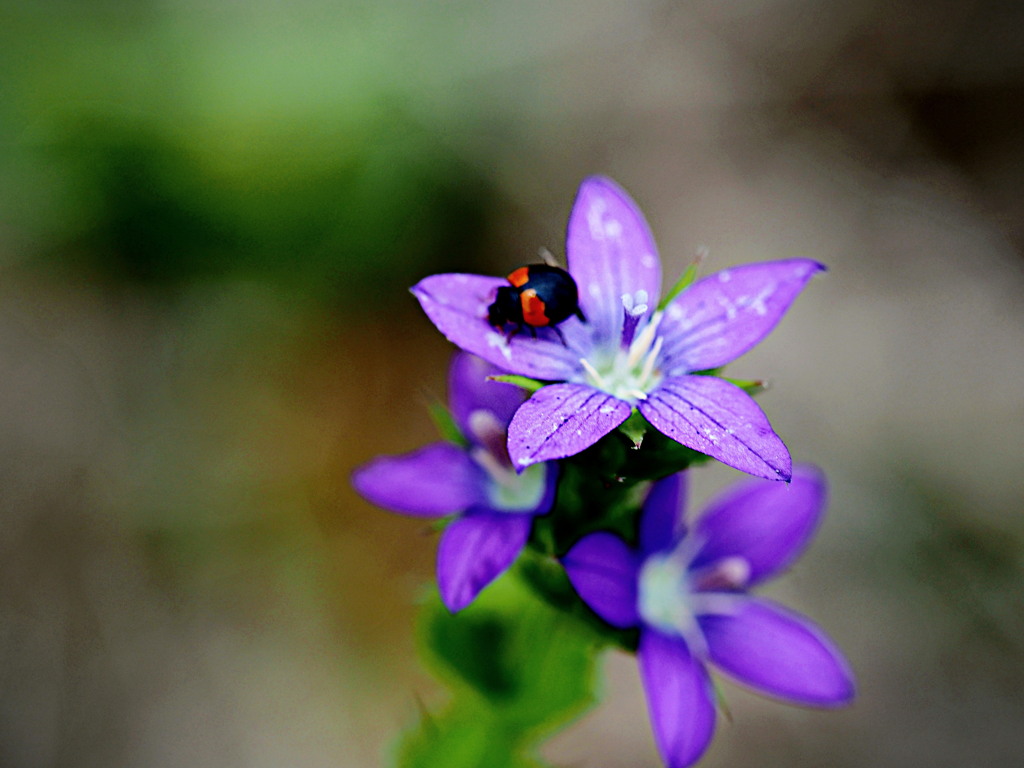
639, 472, 689, 556
658, 259, 825, 374
437, 512, 532, 612
691, 464, 826, 585
562, 532, 639, 628
638, 375, 792, 481
412, 273, 583, 380
566, 177, 662, 346
700, 596, 855, 707
638, 629, 717, 768
507, 383, 631, 468
352, 442, 486, 516
448, 352, 526, 435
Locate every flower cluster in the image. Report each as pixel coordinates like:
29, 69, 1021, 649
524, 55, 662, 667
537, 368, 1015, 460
354, 177, 852, 768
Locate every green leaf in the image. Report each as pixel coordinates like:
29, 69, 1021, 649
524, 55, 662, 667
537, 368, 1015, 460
516, 554, 639, 652
399, 573, 600, 767
500, 585, 599, 731
396, 706, 533, 768
423, 600, 517, 703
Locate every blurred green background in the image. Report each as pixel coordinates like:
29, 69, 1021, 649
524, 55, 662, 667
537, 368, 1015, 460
2, 1, 1023, 766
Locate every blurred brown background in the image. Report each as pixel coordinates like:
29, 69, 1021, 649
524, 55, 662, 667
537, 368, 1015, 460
2, 1, 1023, 766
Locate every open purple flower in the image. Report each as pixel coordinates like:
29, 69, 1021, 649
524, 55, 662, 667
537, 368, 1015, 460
352, 353, 556, 612
563, 466, 854, 768
412, 176, 825, 481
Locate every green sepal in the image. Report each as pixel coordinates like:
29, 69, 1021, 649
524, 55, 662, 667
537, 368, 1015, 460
691, 368, 766, 397
657, 256, 703, 311
618, 408, 648, 447
619, 413, 713, 481
427, 400, 468, 447
531, 434, 644, 555
488, 374, 546, 393
723, 376, 766, 396
710, 675, 734, 724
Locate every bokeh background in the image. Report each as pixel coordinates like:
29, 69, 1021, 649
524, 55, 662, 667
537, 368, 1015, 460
2, 1, 1023, 766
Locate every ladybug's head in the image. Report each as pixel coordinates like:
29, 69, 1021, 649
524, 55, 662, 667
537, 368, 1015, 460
487, 285, 522, 328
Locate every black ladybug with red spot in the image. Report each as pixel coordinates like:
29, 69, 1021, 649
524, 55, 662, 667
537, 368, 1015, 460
487, 264, 587, 343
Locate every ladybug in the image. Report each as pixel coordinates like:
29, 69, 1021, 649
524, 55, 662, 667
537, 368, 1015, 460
487, 264, 587, 343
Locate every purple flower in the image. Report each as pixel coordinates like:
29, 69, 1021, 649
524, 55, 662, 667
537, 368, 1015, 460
412, 177, 824, 481
563, 466, 854, 768
352, 353, 556, 612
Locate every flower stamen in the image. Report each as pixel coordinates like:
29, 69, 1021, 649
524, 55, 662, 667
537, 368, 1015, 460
639, 335, 663, 389
579, 357, 608, 389
626, 310, 663, 369
472, 445, 548, 512
470, 445, 515, 487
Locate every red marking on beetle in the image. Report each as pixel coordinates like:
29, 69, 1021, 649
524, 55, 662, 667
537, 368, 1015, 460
520, 289, 550, 326
507, 266, 531, 288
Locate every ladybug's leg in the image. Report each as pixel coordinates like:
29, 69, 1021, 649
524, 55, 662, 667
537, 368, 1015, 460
574, 307, 587, 323
551, 325, 568, 347
528, 325, 538, 339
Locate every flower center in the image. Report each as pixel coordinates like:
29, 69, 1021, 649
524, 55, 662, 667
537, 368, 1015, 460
474, 447, 548, 512
579, 304, 664, 403
638, 548, 700, 643
638, 536, 750, 654
467, 409, 548, 513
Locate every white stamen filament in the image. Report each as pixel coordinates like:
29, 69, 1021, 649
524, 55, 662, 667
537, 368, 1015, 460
639, 335, 663, 388
626, 310, 662, 369
579, 357, 608, 389
471, 446, 515, 487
